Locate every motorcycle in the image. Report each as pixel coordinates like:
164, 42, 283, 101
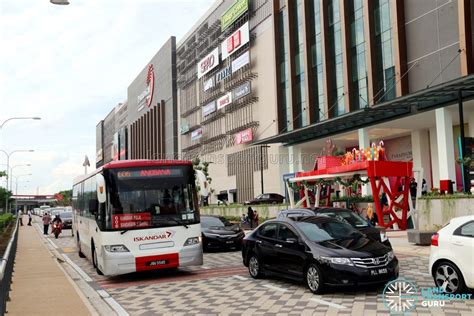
51, 221, 63, 239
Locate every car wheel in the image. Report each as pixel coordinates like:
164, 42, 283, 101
248, 254, 264, 279
92, 244, 103, 276
434, 261, 466, 294
306, 263, 324, 294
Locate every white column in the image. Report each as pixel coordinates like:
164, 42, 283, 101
435, 108, 456, 187
468, 111, 474, 137
411, 130, 432, 189
288, 146, 302, 173
358, 128, 371, 196
429, 127, 440, 189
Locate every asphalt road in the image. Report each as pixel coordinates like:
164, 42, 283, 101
46, 229, 474, 316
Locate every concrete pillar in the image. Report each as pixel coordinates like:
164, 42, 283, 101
411, 130, 432, 189
358, 128, 371, 196
468, 111, 474, 137
435, 108, 456, 187
429, 127, 440, 189
288, 146, 302, 173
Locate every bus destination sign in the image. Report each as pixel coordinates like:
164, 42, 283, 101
117, 168, 183, 179
112, 212, 151, 229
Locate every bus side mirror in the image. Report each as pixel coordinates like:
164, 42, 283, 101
96, 174, 106, 203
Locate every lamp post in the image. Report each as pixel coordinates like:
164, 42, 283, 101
50, 0, 70, 5
0, 117, 41, 130
9, 164, 31, 192
0, 149, 34, 213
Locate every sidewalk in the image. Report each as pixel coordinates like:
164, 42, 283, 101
6, 216, 93, 316
387, 230, 431, 257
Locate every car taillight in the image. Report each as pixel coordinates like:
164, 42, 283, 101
431, 233, 439, 246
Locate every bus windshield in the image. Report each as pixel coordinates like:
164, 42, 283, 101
105, 165, 199, 231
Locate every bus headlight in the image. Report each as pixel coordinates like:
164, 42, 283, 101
104, 244, 130, 252
184, 237, 200, 246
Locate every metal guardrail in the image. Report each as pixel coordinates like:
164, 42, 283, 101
0, 216, 19, 315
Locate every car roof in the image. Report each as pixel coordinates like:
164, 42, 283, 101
263, 215, 336, 225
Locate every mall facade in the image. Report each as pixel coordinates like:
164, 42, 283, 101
97, 0, 474, 203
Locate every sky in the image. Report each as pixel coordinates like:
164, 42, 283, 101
0, 0, 215, 196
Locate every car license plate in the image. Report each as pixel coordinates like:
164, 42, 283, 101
370, 268, 388, 276
226, 240, 234, 244
147, 260, 167, 266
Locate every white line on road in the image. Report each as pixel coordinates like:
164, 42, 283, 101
96, 289, 110, 298
104, 297, 129, 316
311, 298, 347, 309
62, 254, 93, 282
46, 237, 59, 249
233, 275, 248, 281
263, 284, 287, 292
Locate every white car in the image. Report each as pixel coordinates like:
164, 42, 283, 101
429, 215, 474, 294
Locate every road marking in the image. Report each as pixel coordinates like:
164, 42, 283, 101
104, 297, 129, 316
46, 237, 59, 249
311, 298, 347, 309
62, 254, 93, 282
97, 289, 110, 298
263, 284, 287, 292
233, 275, 248, 281
63, 247, 75, 253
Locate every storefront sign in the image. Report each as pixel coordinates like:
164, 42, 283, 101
233, 81, 251, 100
202, 101, 216, 117
180, 122, 189, 134
191, 128, 203, 141
217, 92, 233, 110
235, 128, 253, 145
221, 22, 249, 60
203, 76, 215, 91
216, 65, 232, 83
231, 50, 250, 73
221, 0, 248, 31
198, 47, 219, 79
137, 64, 155, 110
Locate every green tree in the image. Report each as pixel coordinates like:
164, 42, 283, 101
54, 189, 72, 206
0, 187, 13, 210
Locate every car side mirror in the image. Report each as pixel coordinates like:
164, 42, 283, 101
286, 238, 298, 244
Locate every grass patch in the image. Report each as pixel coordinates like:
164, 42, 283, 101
0, 213, 15, 257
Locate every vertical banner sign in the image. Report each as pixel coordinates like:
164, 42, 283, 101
112, 132, 119, 161
96, 121, 104, 163
198, 47, 220, 79
235, 128, 253, 145
137, 64, 154, 111
221, 22, 250, 60
221, 0, 249, 31
118, 127, 128, 160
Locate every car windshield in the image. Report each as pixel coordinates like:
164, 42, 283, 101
295, 219, 363, 242
318, 210, 369, 227
201, 216, 232, 228
61, 211, 72, 219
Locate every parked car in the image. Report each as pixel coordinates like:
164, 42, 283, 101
242, 216, 398, 293
244, 193, 285, 205
60, 210, 73, 229
429, 215, 474, 294
278, 207, 391, 248
201, 215, 245, 251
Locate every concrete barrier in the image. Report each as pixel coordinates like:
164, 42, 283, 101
200, 204, 289, 219
417, 197, 474, 230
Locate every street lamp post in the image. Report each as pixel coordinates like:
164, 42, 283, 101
0, 117, 41, 130
0, 149, 34, 213
14, 175, 32, 195
9, 164, 31, 192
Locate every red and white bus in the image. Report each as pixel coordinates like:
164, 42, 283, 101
72, 160, 203, 276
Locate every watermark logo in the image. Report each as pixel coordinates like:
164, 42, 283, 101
383, 278, 418, 314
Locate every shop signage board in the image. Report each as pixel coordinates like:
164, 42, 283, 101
217, 92, 233, 110
202, 101, 216, 117
235, 128, 253, 145
233, 81, 251, 100
180, 122, 189, 134
137, 64, 155, 111
221, 22, 249, 60
203, 76, 216, 91
216, 65, 232, 83
231, 50, 250, 73
198, 47, 219, 79
191, 128, 203, 141
221, 0, 248, 31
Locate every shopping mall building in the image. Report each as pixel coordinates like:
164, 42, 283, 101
98, 0, 474, 203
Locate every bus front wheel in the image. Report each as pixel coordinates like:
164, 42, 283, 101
92, 243, 103, 276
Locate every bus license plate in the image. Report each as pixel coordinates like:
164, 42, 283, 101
147, 260, 167, 266
370, 268, 388, 276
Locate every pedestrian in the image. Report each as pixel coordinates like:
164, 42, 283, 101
18, 210, 23, 226
42, 212, 51, 235
254, 211, 259, 226
410, 178, 417, 198
366, 204, 378, 226
247, 206, 254, 229
422, 179, 428, 196
27, 210, 32, 226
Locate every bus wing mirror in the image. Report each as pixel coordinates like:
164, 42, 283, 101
195, 170, 209, 197
96, 174, 106, 203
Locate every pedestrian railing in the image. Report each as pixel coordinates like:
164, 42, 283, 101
0, 216, 19, 315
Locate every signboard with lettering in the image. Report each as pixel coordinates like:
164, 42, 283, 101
221, 0, 248, 31
233, 81, 251, 100
216, 65, 232, 83
112, 213, 151, 229
202, 101, 216, 117
116, 168, 183, 179
221, 22, 249, 60
231, 50, 250, 73
203, 76, 216, 91
137, 64, 155, 111
198, 47, 219, 79
235, 128, 253, 145
191, 128, 203, 141
217, 92, 233, 110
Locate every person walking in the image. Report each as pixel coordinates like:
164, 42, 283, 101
18, 210, 23, 226
247, 206, 254, 229
42, 212, 51, 235
27, 210, 32, 226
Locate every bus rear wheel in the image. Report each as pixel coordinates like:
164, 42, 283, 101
77, 234, 85, 258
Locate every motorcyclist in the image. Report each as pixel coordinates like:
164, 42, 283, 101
52, 214, 62, 224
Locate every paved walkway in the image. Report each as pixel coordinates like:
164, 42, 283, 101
6, 216, 93, 316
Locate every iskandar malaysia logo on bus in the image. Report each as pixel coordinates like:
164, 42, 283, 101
133, 231, 174, 242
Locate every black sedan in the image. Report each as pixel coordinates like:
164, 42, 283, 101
244, 193, 285, 205
201, 215, 245, 251
242, 216, 398, 293
278, 207, 391, 248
